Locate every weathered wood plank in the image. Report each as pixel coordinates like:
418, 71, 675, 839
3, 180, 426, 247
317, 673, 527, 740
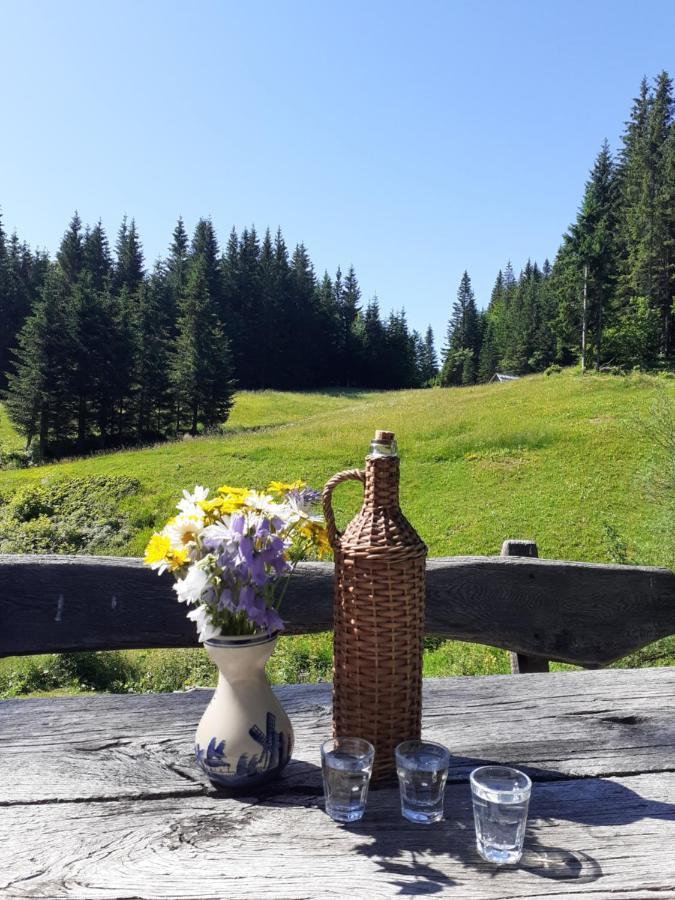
1, 553, 674, 665
1, 772, 673, 898
502, 539, 551, 674
1, 668, 673, 805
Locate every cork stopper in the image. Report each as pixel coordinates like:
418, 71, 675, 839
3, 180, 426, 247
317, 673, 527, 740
374, 430, 395, 443
369, 430, 398, 459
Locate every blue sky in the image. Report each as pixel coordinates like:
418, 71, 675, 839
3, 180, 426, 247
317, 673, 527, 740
1, 0, 673, 345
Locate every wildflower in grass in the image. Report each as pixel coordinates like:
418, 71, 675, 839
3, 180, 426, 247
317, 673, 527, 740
144, 481, 330, 638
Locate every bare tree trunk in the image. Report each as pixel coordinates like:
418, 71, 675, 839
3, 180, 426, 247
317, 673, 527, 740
596, 298, 602, 372
581, 264, 588, 373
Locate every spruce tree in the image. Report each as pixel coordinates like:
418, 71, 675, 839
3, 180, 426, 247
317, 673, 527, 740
440, 271, 480, 386
384, 310, 417, 388
649, 72, 674, 355
83, 221, 112, 291
616, 72, 674, 360
221, 226, 244, 381
135, 265, 173, 437
478, 270, 505, 381
418, 325, 438, 384
532, 259, 558, 369
67, 273, 114, 450
341, 265, 361, 385
114, 217, 145, 294
234, 227, 262, 387
5, 267, 75, 456
362, 297, 386, 386
315, 271, 342, 385
191, 218, 221, 307
167, 218, 189, 302
108, 285, 140, 439
257, 229, 279, 389
56, 212, 84, 285
170, 256, 235, 434
0, 214, 19, 387
569, 141, 619, 369
287, 243, 318, 388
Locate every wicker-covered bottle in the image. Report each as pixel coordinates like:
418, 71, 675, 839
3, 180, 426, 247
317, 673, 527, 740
322, 430, 427, 781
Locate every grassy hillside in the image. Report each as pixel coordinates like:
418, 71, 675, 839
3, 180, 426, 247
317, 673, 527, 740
0, 369, 673, 697
1, 370, 672, 564
0, 404, 22, 451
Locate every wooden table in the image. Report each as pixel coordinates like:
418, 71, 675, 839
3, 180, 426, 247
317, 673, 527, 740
1, 667, 674, 899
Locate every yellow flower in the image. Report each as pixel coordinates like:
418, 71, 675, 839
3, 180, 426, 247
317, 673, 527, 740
267, 479, 306, 495
217, 485, 249, 497
144, 533, 171, 565
314, 525, 331, 553
295, 519, 331, 558
223, 497, 247, 513
296, 521, 311, 540
316, 538, 333, 559
199, 495, 246, 519
166, 547, 189, 571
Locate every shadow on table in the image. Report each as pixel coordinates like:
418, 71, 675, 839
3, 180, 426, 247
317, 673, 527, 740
222, 754, 675, 896
346, 755, 674, 895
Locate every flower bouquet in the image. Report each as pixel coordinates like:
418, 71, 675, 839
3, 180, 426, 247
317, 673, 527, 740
144, 480, 330, 639
143, 480, 330, 790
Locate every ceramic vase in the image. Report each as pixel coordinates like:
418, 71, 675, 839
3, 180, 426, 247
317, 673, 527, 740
195, 632, 293, 791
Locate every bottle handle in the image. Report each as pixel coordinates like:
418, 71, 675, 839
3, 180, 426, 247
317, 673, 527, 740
322, 469, 366, 549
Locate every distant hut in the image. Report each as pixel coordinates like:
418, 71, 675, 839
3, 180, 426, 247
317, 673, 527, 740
489, 373, 520, 383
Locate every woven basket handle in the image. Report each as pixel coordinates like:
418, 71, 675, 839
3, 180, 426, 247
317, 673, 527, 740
322, 469, 366, 549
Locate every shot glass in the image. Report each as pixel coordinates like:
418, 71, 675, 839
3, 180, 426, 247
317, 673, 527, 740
470, 766, 532, 864
395, 740, 450, 824
321, 737, 375, 823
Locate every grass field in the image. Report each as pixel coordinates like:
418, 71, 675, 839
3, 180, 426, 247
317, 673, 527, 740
1, 369, 673, 697
0, 403, 23, 451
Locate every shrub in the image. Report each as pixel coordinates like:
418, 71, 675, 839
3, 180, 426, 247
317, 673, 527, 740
0, 445, 33, 469
544, 364, 562, 376
0, 475, 140, 554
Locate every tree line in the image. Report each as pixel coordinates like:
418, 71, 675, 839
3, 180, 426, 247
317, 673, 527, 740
0, 214, 438, 457
441, 71, 674, 386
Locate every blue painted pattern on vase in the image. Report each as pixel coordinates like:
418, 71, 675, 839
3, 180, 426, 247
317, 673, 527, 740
194, 633, 294, 790
195, 711, 292, 788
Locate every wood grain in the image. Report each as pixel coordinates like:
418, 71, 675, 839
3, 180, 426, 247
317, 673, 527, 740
1, 668, 674, 897
1, 668, 673, 805
0, 773, 672, 898
1, 553, 674, 665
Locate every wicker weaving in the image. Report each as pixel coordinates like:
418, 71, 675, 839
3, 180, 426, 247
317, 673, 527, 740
322, 431, 427, 780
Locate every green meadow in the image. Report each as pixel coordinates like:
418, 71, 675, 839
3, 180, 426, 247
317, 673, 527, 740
1, 369, 673, 697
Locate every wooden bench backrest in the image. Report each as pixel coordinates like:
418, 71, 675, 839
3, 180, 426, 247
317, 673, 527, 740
0, 541, 675, 671
1, 544, 674, 668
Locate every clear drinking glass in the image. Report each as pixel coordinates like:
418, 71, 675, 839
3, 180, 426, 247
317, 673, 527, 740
470, 766, 532, 864
321, 737, 375, 823
395, 740, 450, 824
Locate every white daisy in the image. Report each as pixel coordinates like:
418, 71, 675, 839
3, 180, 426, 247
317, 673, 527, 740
186, 604, 221, 642
245, 490, 289, 520
166, 513, 204, 549
177, 485, 209, 517
173, 565, 210, 605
